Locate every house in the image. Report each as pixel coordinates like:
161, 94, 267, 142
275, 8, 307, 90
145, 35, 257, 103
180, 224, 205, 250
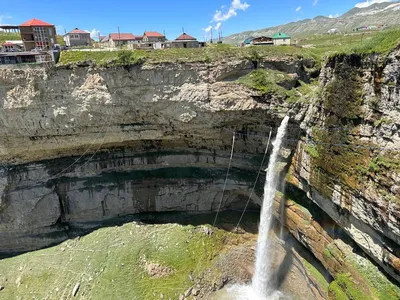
241, 37, 254, 47
128, 35, 144, 49
272, 33, 291, 46
251, 36, 273, 46
19, 18, 57, 51
171, 33, 199, 48
1, 41, 24, 52
328, 28, 339, 34
64, 28, 91, 47
142, 31, 166, 48
109, 33, 136, 48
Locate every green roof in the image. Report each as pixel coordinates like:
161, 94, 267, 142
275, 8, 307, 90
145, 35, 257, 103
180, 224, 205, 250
272, 33, 291, 39
243, 37, 254, 44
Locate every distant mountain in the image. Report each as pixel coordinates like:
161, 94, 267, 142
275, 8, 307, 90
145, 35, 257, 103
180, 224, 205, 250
223, 1, 400, 45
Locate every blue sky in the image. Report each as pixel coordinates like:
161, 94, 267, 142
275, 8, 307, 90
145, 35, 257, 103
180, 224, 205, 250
0, 0, 395, 40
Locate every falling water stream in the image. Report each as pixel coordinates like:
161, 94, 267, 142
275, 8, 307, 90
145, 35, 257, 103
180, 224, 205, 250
225, 116, 290, 300
252, 115, 289, 296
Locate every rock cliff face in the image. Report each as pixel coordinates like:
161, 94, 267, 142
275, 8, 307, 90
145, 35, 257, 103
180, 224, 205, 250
0, 58, 306, 254
0, 50, 399, 295
293, 50, 400, 284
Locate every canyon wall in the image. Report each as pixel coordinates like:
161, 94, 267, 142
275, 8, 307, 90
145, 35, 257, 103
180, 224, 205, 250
0, 50, 399, 296
0, 57, 307, 254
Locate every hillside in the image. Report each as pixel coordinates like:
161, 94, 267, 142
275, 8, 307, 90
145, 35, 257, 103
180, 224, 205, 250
224, 1, 400, 45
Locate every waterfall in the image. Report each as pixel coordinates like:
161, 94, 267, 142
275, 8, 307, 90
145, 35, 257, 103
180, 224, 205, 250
252, 116, 289, 296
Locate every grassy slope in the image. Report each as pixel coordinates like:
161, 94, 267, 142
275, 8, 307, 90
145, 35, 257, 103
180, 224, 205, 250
58, 44, 315, 66
0, 32, 21, 44
0, 223, 233, 300
57, 29, 400, 67
350, 29, 400, 54
236, 69, 319, 103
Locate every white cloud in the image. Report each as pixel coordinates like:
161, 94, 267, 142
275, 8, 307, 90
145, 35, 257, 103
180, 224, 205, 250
0, 15, 12, 25
56, 25, 65, 34
231, 0, 250, 10
212, 0, 250, 22
215, 22, 222, 31
328, 13, 340, 18
89, 29, 100, 40
203, 25, 213, 33
313, 0, 319, 5
355, 0, 392, 8
296, 6, 302, 12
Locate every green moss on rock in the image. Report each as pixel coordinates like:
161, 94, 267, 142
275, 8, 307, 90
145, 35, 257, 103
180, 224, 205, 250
303, 260, 329, 292
329, 281, 350, 300
237, 69, 292, 97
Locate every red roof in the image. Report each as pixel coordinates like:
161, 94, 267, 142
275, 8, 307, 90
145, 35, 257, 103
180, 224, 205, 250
19, 18, 54, 27
2, 42, 16, 45
109, 33, 136, 41
144, 31, 164, 38
134, 35, 143, 40
175, 33, 197, 41
68, 28, 89, 34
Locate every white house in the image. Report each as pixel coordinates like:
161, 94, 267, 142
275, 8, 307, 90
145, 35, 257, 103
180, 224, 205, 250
272, 33, 291, 46
64, 28, 91, 47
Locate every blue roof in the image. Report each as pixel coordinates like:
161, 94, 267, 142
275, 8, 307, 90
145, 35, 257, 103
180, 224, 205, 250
243, 37, 254, 44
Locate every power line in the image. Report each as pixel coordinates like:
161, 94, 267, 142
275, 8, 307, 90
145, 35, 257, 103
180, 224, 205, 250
235, 130, 272, 230
213, 132, 236, 227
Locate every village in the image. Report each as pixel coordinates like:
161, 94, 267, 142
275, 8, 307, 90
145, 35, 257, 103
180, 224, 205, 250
0, 17, 296, 65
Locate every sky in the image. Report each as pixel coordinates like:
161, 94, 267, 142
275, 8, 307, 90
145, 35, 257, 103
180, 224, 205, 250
0, 0, 396, 41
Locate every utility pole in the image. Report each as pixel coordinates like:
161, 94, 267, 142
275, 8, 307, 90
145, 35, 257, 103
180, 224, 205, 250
118, 26, 121, 48
211, 29, 213, 43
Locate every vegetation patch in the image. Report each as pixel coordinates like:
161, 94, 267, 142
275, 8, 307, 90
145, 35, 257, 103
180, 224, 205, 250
347, 256, 400, 300
58, 50, 148, 66
303, 260, 329, 292
351, 29, 400, 55
237, 69, 292, 97
373, 117, 392, 128
369, 154, 400, 174
305, 63, 374, 195
0, 223, 234, 300
328, 280, 349, 300
58, 44, 318, 66
333, 273, 370, 299
322, 65, 363, 119
0, 32, 20, 44
303, 144, 319, 158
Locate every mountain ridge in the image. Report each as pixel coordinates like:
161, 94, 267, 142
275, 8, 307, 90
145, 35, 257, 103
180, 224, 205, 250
223, 1, 400, 45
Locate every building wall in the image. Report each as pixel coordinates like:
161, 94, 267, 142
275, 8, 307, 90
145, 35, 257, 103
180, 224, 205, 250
273, 38, 291, 46
19, 26, 56, 51
171, 41, 199, 48
1, 45, 22, 52
65, 33, 91, 47
109, 39, 135, 48
143, 36, 166, 43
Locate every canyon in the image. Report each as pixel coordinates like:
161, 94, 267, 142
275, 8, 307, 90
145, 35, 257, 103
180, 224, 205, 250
0, 47, 399, 299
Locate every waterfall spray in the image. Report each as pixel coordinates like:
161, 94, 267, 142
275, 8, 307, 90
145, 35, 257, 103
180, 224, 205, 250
252, 116, 290, 296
